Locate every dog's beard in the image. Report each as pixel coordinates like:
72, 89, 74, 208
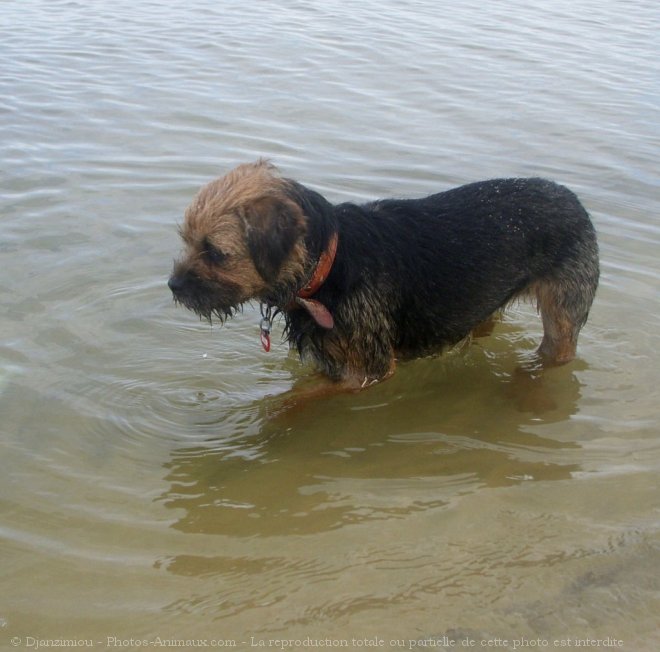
173, 295, 239, 325
170, 276, 244, 325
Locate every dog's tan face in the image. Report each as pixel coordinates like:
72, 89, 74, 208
169, 162, 308, 321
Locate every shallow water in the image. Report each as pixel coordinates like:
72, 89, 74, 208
1, 0, 659, 650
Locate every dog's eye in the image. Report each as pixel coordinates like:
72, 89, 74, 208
203, 240, 228, 265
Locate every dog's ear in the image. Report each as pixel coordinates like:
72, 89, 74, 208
245, 196, 305, 280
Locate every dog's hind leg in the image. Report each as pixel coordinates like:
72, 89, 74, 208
535, 280, 581, 363
533, 253, 599, 364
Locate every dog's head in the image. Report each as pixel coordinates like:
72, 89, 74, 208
168, 161, 308, 321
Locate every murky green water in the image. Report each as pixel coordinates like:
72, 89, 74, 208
1, 0, 659, 650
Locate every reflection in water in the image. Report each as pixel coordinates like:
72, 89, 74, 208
159, 337, 584, 539
153, 356, 657, 637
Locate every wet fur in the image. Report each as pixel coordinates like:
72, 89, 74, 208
169, 162, 599, 388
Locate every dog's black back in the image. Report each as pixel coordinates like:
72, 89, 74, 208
284, 178, 598, 380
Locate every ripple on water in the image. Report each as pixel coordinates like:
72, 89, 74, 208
1, 0, 660, 643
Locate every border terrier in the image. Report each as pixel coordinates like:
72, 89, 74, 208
169, 161, 598, 390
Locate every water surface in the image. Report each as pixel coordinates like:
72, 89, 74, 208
1, 0, 659, 650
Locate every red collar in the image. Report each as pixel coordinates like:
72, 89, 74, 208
260, 232, 338, 352
298, 231, 338, 299
291, 232, 338, 329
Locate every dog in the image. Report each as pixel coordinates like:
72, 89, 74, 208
169, 161, 599, 389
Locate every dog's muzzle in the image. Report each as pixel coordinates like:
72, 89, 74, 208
168, 268, 243, 322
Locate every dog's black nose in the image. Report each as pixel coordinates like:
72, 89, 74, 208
168, 275, 184, 293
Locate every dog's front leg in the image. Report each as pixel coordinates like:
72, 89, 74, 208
264, 355, 397, 419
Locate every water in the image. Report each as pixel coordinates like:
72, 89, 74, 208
1, 0, 659, 649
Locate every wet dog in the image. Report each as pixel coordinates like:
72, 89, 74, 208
169, 161, 599, 389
